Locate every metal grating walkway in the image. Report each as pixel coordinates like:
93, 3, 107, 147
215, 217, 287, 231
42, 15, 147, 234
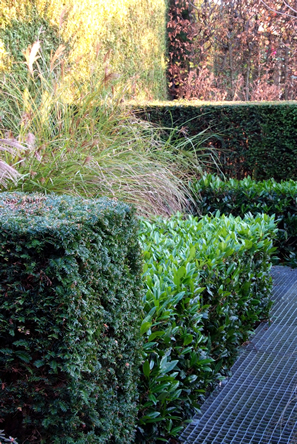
179, 266, 297, 444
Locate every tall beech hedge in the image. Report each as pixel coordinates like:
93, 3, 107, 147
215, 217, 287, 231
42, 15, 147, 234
133, 101, 297, 181
0, 193, 143, 444
189, 174, 297, 265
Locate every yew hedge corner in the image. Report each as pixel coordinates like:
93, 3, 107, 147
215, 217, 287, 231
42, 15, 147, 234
0, 193, 143, 444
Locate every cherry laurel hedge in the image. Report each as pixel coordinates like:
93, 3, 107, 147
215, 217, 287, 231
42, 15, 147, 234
189, 175, 297, 266
137, 212, 277, 443
134, 101, 297, 181
0, 193, 143, 444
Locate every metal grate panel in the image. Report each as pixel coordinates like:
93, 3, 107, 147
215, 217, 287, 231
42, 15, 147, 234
179, 266, 297, 444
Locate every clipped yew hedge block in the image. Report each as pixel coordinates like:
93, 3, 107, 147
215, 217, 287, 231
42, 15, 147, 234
0, 193, 143, 444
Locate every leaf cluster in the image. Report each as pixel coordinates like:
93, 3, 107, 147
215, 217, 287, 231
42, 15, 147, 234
190, 174, 297, 266
0, 193, 143, 444
167, 0, 197, 100
136, 211, 277, 442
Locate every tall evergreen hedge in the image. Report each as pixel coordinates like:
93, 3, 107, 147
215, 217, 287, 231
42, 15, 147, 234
134, 101, 297, 181
0, 193, 143, 444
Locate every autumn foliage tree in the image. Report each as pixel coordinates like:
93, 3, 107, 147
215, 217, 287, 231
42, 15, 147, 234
167, 0, 197, 99
167, 0, 297, 100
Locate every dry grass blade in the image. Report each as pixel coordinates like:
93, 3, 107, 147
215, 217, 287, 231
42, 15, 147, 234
0, 160, 21, 186
0, 139, 25, 186
59, 5, 70, 29
50, 45, 66, 73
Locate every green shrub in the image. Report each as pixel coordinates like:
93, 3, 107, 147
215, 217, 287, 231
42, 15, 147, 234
137, 212, 277, 443
133, 101, 297, 181
0, 192, 143, 444
189, 174, 297, 266
0, 3, 68, 83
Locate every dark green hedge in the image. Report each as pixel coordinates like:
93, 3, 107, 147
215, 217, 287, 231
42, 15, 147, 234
189, 174, 297, 266
133, 101, 297, 181
0, 193, 143, 444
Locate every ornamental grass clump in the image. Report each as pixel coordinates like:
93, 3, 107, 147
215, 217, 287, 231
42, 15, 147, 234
0, 43, 216, 217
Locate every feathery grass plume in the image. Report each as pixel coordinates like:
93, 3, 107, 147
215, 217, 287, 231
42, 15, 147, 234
0, 138, 25, 186
0, 43, 219, 216
50, 45, 66, 73
23, 41, 41, 76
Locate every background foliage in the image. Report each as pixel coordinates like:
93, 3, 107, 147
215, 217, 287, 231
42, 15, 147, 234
167, 0, 197, 99
0, 0, 168, 100
134, 101, 297, 181
167, 0, 297, 101
3, 0, 297, 101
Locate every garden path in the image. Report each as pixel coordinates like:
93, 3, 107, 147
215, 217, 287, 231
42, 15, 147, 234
179, 266, 297, 444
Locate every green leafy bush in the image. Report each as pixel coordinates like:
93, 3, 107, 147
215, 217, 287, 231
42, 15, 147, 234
134, 101, 297, 181
189, 174, 297, 265
0, 3, 68, 83
0, 193, 143, 444
137, 212, 277, 443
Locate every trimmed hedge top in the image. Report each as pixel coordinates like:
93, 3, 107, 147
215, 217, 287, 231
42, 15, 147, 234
191, 174, 297, 195
133, 101, 297, 181
130, 100, 297, 107
0, 193, 131, 230
189, 174, 297, 265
